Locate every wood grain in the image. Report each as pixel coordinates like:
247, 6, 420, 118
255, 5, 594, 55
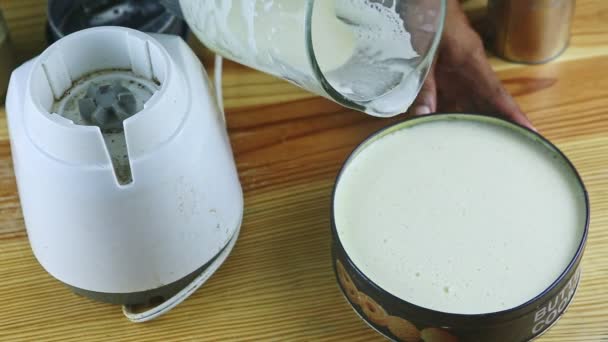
0, 1, 607, 341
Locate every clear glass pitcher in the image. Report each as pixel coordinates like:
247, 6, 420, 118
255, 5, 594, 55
178, 0, 446, 117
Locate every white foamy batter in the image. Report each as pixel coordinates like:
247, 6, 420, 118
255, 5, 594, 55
180, 0, 422, 116
334, 117, 586, 314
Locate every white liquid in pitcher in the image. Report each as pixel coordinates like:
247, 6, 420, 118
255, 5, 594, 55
180, 0, 422, 116
334, 118, 586, 314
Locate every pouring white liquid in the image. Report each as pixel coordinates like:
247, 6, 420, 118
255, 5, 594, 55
180, 0, 424, 116
334, 117, 586, 314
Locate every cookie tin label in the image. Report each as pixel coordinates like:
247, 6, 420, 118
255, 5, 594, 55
531, 267, 581, 335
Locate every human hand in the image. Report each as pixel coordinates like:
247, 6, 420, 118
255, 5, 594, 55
409, 0, 535, 130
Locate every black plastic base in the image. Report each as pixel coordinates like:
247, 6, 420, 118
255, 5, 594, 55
66, 261, 209, 305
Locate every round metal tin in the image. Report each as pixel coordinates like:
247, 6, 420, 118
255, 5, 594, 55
331, 113, 589, 342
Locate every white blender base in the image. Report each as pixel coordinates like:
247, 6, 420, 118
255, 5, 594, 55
7, 24, 243, 322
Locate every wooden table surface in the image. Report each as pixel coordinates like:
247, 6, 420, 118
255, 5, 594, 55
1, 0, 607, 341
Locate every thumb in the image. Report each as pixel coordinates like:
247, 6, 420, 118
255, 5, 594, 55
409, 61, 437, 116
